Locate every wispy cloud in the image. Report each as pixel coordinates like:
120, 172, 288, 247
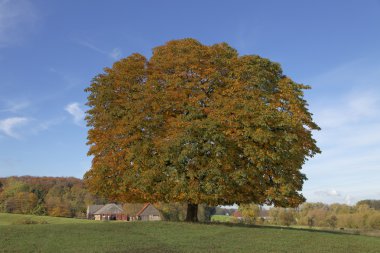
0, 157, 19, 170
234, 21, 260, 54
0, 0, 38, 47
0, 117, 28, 138
65, 102, 85, 126
48, 68, 81, 89
74, 39, 122, 60
313, 91, 379, 129
32, 117, 65, 134
109, 48, 122, 60
0, 100, 29, 113
75, 39, 106, 55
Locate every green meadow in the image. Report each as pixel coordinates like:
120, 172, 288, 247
210, 214, 235, 222
1, 213, 379, 253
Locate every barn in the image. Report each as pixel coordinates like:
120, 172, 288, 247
93, 203, 128, 221
136, 203, 161, 221
87, 203, 162, 221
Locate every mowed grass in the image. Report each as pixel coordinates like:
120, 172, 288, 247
1, 213, 380, 253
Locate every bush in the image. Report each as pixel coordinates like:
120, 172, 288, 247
12, 217, 49, 225
279, 209, 295, 226
13, 217, 38, 225
307, 217, 315, 228
368, 213, 380, 229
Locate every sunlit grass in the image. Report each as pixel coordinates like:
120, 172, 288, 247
0, 213, 95, 225
1, 213, 379, 253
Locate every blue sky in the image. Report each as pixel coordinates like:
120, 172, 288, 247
1, 0, 379, 205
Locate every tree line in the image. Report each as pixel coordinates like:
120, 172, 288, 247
0, 176, 105, 218
2, 176, 378, 230
238, 201, 380, 230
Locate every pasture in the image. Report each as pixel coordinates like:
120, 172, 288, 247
1, 213, 379, 253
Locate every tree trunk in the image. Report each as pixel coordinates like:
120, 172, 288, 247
185, 203, 199, 222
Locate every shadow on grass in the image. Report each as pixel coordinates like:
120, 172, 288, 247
193, 221, 362, 236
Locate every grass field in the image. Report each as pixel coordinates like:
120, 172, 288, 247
210, 214, 235, 222
1, 213, 380, 253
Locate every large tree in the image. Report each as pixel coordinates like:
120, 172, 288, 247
84, 39, 320, 222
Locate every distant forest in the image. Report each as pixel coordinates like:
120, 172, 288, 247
0, 176, 379, 229
0, 176, 106, 218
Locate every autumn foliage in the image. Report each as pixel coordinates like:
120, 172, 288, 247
0, 176, 102, 217
84, 39, 320, 221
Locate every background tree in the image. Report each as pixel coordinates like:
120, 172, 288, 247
155, 202, 187, 221
239, 203, 260, 224
357, 200, 380, 210
197, 204, 216, 222
326, 215, 338, 229
307, 216, 315, 228
84, 38, 321, 221
277, 208, 296, 226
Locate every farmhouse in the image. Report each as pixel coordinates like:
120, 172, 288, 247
87, 203, 162, 221
136, 203, 161, 221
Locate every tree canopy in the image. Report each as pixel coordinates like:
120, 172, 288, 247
84, 38, 320, 221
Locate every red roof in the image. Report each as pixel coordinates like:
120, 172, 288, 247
233, 211, 242, 218
136, 203, 150, 216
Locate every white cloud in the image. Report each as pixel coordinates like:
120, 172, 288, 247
305, 187, 365, 205
74, 39, 122, 60
0, 117, 28, 138
0, 0, 38, 47
344, 194, 354, 205
302, 58, 380, 205
65, 102, 85, 126
315, 189, 341, 197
